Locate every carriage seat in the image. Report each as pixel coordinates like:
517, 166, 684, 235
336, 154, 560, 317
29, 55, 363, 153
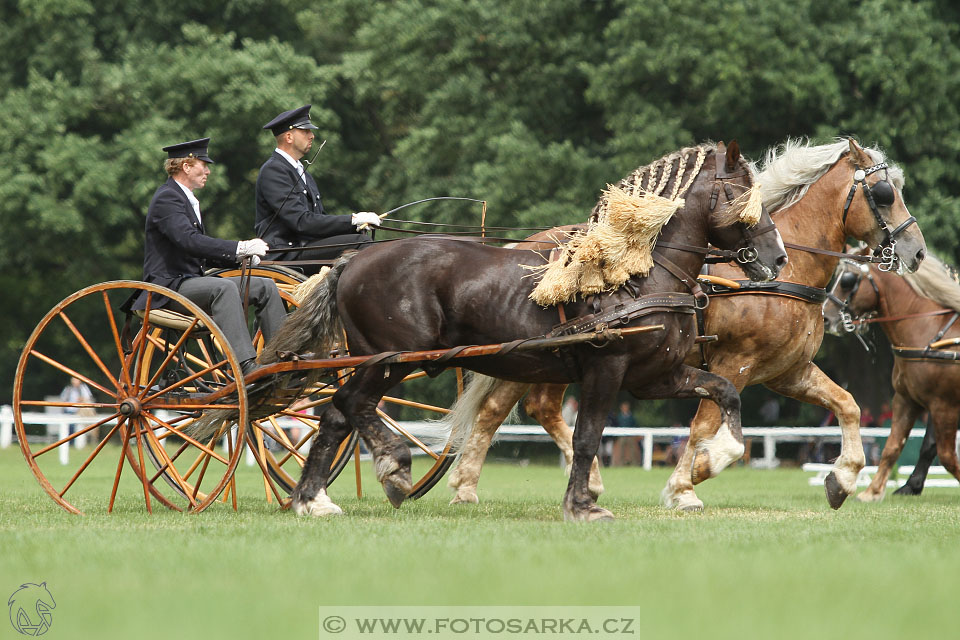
134, 308, 208, 332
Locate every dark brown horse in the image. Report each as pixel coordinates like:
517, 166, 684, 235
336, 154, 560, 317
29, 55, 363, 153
824, 251, 960, 500
262, 142, 787, 520
446, 139, 926, 511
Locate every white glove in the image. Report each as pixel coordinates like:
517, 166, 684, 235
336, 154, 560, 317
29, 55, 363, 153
249, 255, 261, 267
237, 238, 269, 259
351, 211, 382, 229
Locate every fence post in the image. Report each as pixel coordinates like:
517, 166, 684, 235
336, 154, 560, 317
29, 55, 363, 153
643, 430, 654, 471
0, 405, 12, 449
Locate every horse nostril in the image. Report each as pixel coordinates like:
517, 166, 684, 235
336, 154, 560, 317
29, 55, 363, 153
776, 254, 788, 267
916, 248, 925, 264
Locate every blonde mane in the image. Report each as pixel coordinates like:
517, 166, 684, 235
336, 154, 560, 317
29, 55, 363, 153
755, 138, 905, 213
903, 253, 960, 313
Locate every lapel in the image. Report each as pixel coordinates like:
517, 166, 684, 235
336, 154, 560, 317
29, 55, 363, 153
167, 177, 204, 232
273, 151, 320, 209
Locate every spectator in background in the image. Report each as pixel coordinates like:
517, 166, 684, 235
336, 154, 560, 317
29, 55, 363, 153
60, 376, 94, 445
878, 402, 893, 426
611, 401, 642, 466
614, 401, 637, 428
60, 377, 93, 417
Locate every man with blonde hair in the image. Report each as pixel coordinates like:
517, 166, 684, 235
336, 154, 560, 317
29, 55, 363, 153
133, 137, 285, 375
255, 104, 380, 274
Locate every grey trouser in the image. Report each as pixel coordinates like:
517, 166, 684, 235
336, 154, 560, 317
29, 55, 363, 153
175, 276, 285, 362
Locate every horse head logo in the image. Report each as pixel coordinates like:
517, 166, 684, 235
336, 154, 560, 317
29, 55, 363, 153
8, 582, 56, 636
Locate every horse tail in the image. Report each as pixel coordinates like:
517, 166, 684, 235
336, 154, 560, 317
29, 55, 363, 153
259, 250, 357, 364
438, 373, 520, 458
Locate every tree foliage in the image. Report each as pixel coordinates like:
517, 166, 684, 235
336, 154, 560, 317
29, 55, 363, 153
3, 0, 959, 421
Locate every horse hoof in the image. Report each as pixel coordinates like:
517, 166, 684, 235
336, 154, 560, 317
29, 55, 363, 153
892, 484, 922, 497
450, 491, 479, 505
691, 449, 711, 485
563, 505, 614, 522
381, 471, 412, 508
855, 490, 884, 503
824, 471, 849, 510
292, 495, 343, 517
676, 494, 704, 512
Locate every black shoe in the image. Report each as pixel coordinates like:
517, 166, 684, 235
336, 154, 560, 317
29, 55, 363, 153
240, 358, 262, 376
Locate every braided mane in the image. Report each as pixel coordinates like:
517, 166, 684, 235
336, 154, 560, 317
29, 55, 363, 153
591, 144, 713, 219
530, 143, 761, 306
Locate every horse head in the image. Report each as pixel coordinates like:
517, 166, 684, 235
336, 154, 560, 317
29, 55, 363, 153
841, 139, 926, 274
700, 140, 787, 282
823, 253, 879, 335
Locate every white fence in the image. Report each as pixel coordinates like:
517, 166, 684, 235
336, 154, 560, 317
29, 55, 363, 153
0, 405, 936, 471
803, 463, 958, 488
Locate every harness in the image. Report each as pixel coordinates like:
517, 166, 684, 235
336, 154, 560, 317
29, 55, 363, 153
841, 161, 916, 272
828, 260, 960, 363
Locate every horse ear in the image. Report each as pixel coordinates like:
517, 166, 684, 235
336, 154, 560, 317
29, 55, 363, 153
847, 138, 871, 167
726, 139, 741, 171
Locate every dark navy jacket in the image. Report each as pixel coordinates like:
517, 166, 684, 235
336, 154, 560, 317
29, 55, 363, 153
133, 177, 237, 310
254, 151, 354, 257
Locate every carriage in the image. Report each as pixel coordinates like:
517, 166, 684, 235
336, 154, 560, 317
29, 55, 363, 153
13, 140, 799, 520
12, 258, 673, 514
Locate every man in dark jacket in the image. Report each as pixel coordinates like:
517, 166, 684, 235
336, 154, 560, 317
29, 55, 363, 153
134, 137, 285, 375
254, 104, 380, 274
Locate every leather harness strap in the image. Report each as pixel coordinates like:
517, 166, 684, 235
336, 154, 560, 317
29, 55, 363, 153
547, 291, 696, 338
698, 279, 829, 304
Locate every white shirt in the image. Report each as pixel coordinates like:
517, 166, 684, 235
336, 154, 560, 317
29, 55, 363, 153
275, 148, 306, 186
174, 179, 202, 225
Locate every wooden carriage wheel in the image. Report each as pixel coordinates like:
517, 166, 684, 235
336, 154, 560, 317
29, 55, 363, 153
207, 265, 463, 502
12, 281, 247, 515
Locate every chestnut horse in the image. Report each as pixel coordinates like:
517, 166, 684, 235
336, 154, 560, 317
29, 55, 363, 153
262, 142, 787, 521
446, 138, 926, 511
823, 252, 960, 500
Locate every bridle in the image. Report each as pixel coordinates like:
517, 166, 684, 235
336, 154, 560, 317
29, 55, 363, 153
841, 161, 916, 272
825, 259, 880, 334
657, 151, 776, 267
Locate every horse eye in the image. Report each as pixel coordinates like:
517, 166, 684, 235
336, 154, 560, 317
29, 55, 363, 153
839, 272, 858, 289
870, 180, 896, 207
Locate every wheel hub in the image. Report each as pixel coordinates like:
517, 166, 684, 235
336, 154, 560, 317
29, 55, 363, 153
118, 398, 142, 417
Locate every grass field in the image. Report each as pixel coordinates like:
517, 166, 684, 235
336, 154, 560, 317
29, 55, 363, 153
2, 444, 959, 640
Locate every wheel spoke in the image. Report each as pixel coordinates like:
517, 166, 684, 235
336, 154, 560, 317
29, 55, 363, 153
244, 434, 288, 504
108, 420, 130, 513
132, 417, 154, 513
102, 290, 134, 389
58, 309, 124, 395
138, 318, 203, 392
26, 350, 117, 398
377, 409, 440, 459
140, 359, 232, 403
141, 427, 199, 509
57, 419, 124, 497
252, 418, 306, 464
141, 410, 230, 465
34, 412, 119, 457
381, 394, 452, 415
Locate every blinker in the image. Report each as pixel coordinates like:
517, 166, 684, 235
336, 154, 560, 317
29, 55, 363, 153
870, 180, 895, 207
839, 271, 859, 289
